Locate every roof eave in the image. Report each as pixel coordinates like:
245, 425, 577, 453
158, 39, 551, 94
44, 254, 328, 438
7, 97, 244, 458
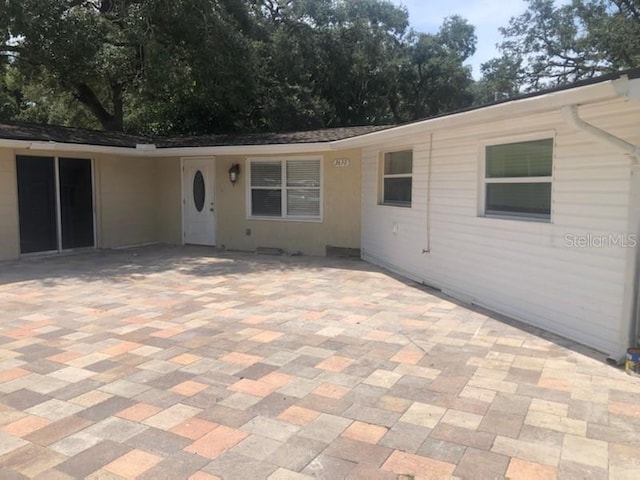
0, 140, 334, 157
330, 75, 636, 149
2, 74, 637, 155
150, 142, 333, 156
0, 139, 153, 156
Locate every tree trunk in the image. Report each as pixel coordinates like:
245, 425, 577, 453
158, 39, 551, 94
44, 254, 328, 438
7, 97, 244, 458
74, 83, 124, 131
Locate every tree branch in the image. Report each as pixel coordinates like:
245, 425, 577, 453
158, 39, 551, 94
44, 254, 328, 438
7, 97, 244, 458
73, 83, 123, 131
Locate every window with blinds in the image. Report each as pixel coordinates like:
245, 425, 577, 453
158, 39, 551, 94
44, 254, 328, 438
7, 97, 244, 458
381, 150, 412, 207
484, 138, 553, 220
249, 158, 321, 219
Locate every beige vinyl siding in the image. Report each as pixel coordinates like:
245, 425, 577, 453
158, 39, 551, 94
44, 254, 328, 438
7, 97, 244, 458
361, 98, 640, 356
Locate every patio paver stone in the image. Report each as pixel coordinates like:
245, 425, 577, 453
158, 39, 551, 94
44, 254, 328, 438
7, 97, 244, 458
1, 246, 639, 479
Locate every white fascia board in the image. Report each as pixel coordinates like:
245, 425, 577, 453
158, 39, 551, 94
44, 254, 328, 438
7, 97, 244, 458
0, 140, 150, 156
330, 77, 629, 150
150, 142, 332, 157
0, 139, 332, 157
614, 75, 640, 100
0, 139, 32, 149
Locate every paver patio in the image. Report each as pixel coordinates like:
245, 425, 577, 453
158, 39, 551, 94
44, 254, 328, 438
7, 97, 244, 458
0, 245, 639, 479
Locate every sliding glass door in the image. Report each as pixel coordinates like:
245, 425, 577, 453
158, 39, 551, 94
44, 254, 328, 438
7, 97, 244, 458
59, 158, 95, 249
16, 156, 58, 253
16, 155, 94, 254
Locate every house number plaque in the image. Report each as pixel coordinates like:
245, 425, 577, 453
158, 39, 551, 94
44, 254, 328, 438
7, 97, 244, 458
333, 158, 350, 167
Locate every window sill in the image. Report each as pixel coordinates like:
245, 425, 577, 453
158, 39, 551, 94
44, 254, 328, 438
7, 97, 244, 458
379, 203, 412, 208
247, 216, 323, 223
482, 213, 551, 223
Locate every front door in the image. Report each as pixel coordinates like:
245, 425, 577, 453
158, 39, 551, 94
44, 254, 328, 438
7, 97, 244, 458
183, 158, 216, 246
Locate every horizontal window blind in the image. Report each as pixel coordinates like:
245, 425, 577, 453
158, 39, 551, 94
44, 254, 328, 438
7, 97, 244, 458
250, 159, 321, 219
383, 178, 412, 205
384, 151, 412, 175
251, 162, 281, 187
287, 160, 320, 188
483, 138, 553, 220
287, 189, 320, 216
486, 139, 552, 178
486, 182, 551, 218
251, 190, 282, 216
382, 150, 412, 207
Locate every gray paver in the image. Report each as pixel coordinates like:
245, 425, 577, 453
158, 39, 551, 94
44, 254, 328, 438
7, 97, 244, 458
0, 246, 638, 479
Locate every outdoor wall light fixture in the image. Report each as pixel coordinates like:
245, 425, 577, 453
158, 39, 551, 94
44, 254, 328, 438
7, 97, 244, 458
228, 163, 240, 185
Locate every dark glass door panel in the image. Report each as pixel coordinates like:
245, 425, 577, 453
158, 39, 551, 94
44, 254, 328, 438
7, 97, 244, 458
16, 156, 58, 253
59, 158, 94, 249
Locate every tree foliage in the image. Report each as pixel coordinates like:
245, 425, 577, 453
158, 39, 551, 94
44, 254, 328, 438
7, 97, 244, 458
494, 0, 640, 90
393, 16, 476, 120
0, 0, 477, 134
472, 55, 525, 105
1, 0, 256, 133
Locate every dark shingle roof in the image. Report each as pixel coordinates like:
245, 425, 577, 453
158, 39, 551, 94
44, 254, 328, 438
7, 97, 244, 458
0, 121, 392, 149
154, 125, 392, 148
0, 121, 151, 148
1, 67, 638, 150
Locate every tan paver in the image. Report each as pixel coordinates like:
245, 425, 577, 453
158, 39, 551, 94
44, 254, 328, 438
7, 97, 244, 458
505, 457, 558, 480
104, 449, 162, 478
184, 425, 248, 459
0, 246, 638, 479
341, 421, 388, 444
382, 450, 456, 479
278, 406, 321, 426
399, 402, 446, 428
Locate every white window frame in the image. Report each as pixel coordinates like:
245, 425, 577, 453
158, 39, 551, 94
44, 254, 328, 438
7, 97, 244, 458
479, 131, 555, 222
379, 148, 413, 208
246, 156, 323, 222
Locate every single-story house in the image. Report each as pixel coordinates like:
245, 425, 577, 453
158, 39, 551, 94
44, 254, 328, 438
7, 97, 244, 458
1, 70, 639, 361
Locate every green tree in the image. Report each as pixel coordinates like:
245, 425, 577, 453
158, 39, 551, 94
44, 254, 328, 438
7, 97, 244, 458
247, 0, 410, 129
0, 64, 19, 121
1, 0, 478, 133
1, 0, 255, 133
393, 16, 476, 121
473, 55, 524, 105
497, 0, 640, 89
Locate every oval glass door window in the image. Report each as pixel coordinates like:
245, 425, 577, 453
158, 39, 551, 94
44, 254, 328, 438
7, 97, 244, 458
193, 170, 205, 212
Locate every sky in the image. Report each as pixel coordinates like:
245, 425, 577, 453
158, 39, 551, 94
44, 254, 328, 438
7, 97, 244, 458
392, 0, 568, 78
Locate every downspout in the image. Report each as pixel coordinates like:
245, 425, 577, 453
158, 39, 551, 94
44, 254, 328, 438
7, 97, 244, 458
562, 105, 640, 162
562, 103, 640, 361
422, 132, 433, 254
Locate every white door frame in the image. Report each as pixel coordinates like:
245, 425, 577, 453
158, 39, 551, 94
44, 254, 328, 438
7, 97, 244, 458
181, 157, 216, 246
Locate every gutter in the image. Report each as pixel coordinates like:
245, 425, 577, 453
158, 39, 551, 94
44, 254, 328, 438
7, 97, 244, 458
561, 75, 640, 361
562, 105, 640, 162
562, 73, 640, 162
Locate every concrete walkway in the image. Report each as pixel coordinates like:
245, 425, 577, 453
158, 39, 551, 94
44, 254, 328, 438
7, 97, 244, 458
0, 246, 639, 479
